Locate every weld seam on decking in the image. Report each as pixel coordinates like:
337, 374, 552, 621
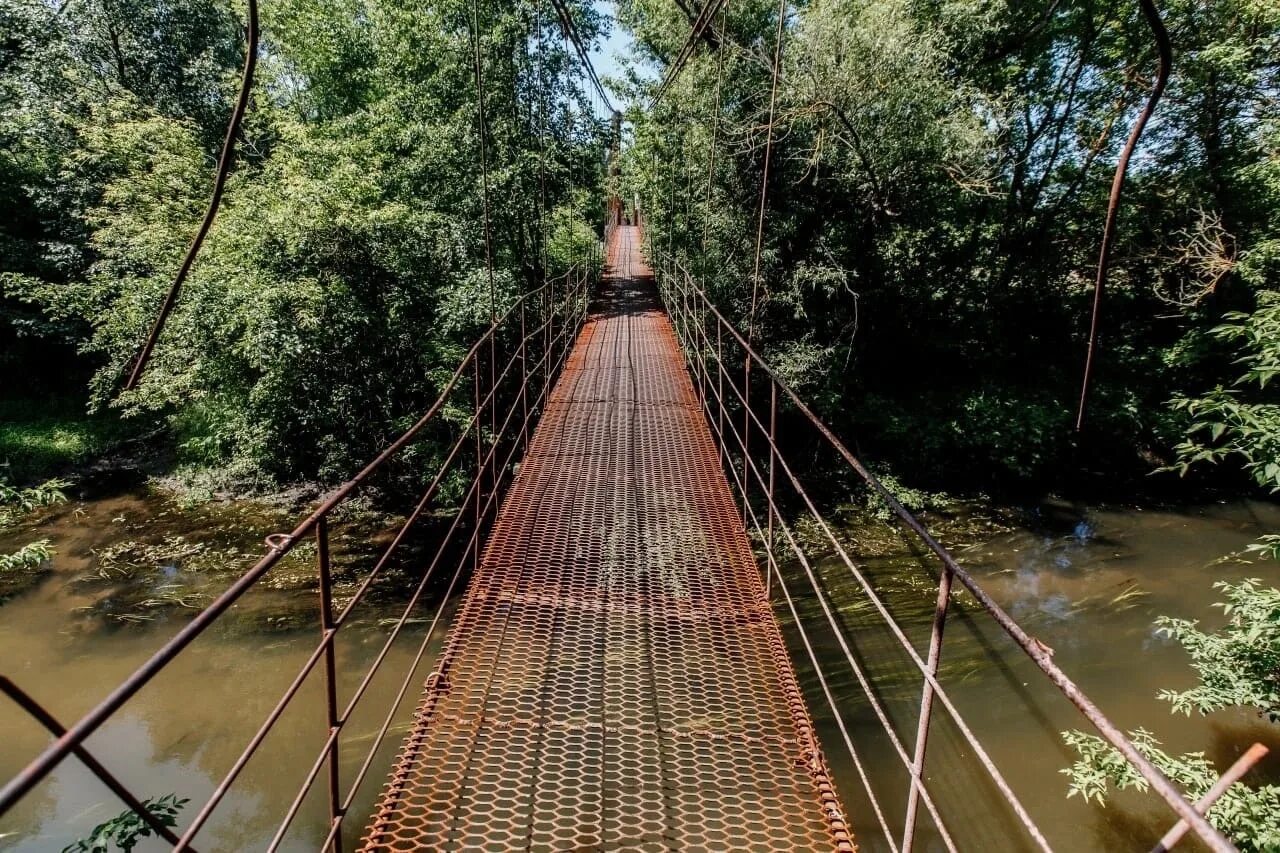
360, 227, 852, 852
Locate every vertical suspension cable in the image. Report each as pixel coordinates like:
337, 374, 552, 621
700, 6, 727, 283
469, 0, 497, 325
1075, 0, 1170, 430
468, 0, 498, 540
748, 0, 786, 344
124, 0, 259, 390
537, 2, 549, 277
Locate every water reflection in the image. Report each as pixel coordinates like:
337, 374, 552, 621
788, 500, 1280, 852
0, 488, 444, 851
3, 488, 1278, 851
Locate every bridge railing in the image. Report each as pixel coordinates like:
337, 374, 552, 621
651, 251, 1237, 853
0, 248, 600, 851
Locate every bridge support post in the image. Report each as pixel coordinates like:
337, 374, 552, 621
520, 299, 529, 452
901, 563, 955, 852
684, 273, 703, 406
545, 275, 555, 405
741, 355, 751, 525
716, 323, 725, 470
315, 516, 344, 853
765, 382, 777, 598
473, 357, 484, 573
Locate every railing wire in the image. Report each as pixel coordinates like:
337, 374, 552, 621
651, 247, 1237, 853
0, 247, 600, 851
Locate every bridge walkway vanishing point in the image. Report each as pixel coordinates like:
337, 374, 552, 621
359, 226, 853, 851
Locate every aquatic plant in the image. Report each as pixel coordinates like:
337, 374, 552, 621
0, 539, 52, 572
1062, 576, 1280, 850
1156, 579, 1280, 723
860, 470, 952, 523
1062, 728, 1280, 851
0, 477, 69, 526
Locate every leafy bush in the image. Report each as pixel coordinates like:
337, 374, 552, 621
0, 476, 68, 526
861, 468, 952, 522
1062, 728, 1280, 852
1156, 579, 1280, 722
1171, 291, 1280, 493
1062, 577, 1280, 850
0, 539, 52, 572
6, 0, 608, 487
62, 794, 188, 853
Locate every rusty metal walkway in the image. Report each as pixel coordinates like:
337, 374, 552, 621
360, 227, 851, 851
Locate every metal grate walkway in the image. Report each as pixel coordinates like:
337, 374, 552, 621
360, 227, 852, 852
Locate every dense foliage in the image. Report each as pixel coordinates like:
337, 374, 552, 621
1156, 578, 1280, 722
1062, 726, 1280, 851
1, 0, 608, 485
3, 0, 1277, 494
1172, 291, 1280, 492
1062, 274, 1280, 849
1062, 575, 1280, 850
620, 0, 1280, 489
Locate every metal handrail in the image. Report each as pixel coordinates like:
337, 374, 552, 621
651, 247, 1237, 853
0, 247, 601, 851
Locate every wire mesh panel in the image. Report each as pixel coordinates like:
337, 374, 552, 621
359, 228, 852, 852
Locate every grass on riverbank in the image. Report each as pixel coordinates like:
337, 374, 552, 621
0, 396, 145, 484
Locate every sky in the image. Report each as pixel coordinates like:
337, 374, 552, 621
587, 1, 633, 84
585, 0, 658, 116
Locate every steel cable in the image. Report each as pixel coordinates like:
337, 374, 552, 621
548, 0, 615, 113
658, 255, 1236, 852
650, 0, 728, 110
1075, 0, 1172, 430
747, 0, 785, 345
124, 0, 259, 391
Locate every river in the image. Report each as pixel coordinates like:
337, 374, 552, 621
1, 487, 1277, 851
797, 498, 1280, 852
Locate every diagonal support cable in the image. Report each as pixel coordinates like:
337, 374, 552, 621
548, 0, 615, 113
124, 0, 259, 391
1075, 0, 1171, 430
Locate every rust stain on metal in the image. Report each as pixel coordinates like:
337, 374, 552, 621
359, 227, 852, 852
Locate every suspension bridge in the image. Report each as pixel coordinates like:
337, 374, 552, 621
0, 216, 1248, 852
359, 226, 848, 851
0, 0, 1255, 849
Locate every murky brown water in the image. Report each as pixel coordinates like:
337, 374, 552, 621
2, 490, 1278, 851
793, 499, 1280, 852
0, 488, 449, 851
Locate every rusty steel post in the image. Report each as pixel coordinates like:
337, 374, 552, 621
901, 563, 955, 852
684, 279, 695, 373
520, 299, 530, 452
678, 267, 689, 349
488, 337, 497, 478
667, 171, 676, 269
690, 276, 707, 406
716, 322, 726, 468
1153, 743, 1268, 852
766, 381, 778, 598
547, 275, 556, 403
315, 516, 344, 853
741, 355, 752, 523
473, 356, 485, 572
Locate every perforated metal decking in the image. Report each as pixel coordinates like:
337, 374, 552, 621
360, 227, 852, 852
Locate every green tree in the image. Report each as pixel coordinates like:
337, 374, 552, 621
4, 0, 611, 484
620, 0, 1280, 488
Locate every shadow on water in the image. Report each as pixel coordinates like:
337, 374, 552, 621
780, 498, 1280, 853
4, 479, 1279, 851
0, 483, 461, 851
